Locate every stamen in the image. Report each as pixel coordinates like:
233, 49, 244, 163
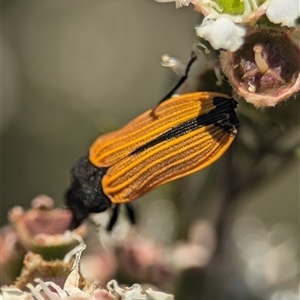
253, 44, 269, 74
161, 54, 177, 68
248, 82, 257, 92
26, 283, 45, 300
203, 0, 223, 12
250, 0, 258, 10
195, 42, 210, 54
241, 0, 252, 19
161, 54, 186, 76
213, 66, 223, 86
34, 279, 59, 300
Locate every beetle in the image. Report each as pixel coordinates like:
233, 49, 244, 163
65, 91, 238, 230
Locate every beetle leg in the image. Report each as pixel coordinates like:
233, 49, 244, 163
125, 203, 136, 225
107, 204, 120, 231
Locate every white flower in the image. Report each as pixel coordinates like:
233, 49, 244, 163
195, 17, 246, 52
266, 0, 300, 27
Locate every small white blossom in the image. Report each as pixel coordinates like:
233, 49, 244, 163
195, 17, 246, 52
266, 0, 300, 27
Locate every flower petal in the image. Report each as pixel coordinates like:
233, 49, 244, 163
266, 0, 300, 27
195, 17, 246, 51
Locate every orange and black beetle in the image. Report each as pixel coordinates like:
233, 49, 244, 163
65, 91, 238, 230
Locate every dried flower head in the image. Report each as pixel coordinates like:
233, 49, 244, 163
220, 28, 300, 107
14, 252, 74, 290
8, 194, 86, 259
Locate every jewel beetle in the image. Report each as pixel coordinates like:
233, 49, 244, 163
65, 92, 238, 230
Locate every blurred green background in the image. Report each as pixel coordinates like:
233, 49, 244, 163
2, 1, 299, 298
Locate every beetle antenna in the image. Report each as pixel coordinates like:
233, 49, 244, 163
159, 50, 197, 103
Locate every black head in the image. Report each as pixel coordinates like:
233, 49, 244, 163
65, 153, 112, 229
